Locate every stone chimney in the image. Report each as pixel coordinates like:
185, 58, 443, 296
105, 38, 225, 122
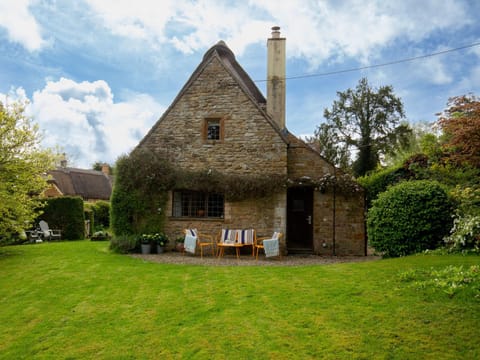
101, 163, 110, 176
267, 26, 286, 129
60, 153, 67, 168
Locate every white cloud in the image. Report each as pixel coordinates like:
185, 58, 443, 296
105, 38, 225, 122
0, 0, 46, 51
27, 78, 164, 168
82, 0, 472, 70
413, 56, 454, 85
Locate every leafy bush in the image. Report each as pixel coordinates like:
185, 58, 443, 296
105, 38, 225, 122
367, 180, 452, 257
398, 265, 480, 298
109, 234, 138, 253
92, 201, 110, 230
444, 214, 480, 251
358, 165, 409, 208
110, 149, 170, 236
39, 196, 85, 240
443, 185, 480, 252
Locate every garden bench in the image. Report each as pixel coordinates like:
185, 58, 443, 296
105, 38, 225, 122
216, 229, 256, 259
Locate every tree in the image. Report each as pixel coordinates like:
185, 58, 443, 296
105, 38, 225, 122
309, 78, 411, 177
437, 94, 480, 168
0, 101, 56, 241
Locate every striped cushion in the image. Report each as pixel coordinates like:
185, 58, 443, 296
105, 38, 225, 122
238, 229, 255, 245
220, 229, 235, 244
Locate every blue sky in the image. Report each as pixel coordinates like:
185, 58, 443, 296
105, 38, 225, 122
1, 0, 479, 168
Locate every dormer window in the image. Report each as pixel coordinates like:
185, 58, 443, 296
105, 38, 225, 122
203, 117, 224, 143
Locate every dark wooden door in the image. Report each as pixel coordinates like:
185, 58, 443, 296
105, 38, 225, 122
287, 187, 313, 250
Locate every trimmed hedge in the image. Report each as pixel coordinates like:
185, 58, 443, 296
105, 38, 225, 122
367, 180, 452, 257
40, 196, 85, 240
92, 201, 110, 230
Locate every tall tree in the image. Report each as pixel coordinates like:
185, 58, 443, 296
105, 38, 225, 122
309, 78, 411, 176
437, 94, 480, 168
0, 101, 56, 241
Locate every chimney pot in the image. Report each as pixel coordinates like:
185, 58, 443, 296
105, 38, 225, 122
271, 26, 281, 38
60, 153, 67, 168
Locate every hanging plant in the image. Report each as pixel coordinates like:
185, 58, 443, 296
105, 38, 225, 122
288, 173, 362, 195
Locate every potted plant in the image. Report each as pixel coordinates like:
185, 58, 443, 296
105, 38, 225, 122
139, 234, 152, 254
152, 233, 169, 254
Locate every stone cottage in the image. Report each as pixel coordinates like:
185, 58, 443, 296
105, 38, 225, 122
137, 27, 366, 255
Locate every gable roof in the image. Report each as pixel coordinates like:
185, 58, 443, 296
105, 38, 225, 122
139, 40, 288, 148
203, 41, 267, 106
48, 167, 113, 200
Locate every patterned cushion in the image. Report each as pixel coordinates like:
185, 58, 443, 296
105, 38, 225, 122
220, 229, 235, 244
263, 238, 279, 257
238, 229, 255, 244
184, 234, 197, 254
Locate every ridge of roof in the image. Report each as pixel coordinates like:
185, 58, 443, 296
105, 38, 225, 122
204, 41, 266, 105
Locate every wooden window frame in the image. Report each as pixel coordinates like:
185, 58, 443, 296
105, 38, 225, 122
203, 117, 224, 143
172, 190, 224, 219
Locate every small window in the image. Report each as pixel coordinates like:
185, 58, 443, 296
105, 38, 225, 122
203, 118, 223, 142
207, 120, 220, 140
172, 190, 224, 218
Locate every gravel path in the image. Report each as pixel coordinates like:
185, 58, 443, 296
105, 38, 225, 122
130, 251, 380, 267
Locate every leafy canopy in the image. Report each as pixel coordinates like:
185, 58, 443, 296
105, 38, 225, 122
309, 77, 411, 177
0, 101, 56, 240
437, 94, 480, 168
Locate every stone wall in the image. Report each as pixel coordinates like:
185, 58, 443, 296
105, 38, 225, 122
163, 192, 287, 253
288, 138, 366, 256
141, 55, 287, 177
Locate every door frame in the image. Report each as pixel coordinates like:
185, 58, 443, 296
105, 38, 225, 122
286, 186, 314, 251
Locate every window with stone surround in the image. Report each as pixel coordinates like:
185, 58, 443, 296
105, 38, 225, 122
172, 190, 224, 218
203, 117, 224, 142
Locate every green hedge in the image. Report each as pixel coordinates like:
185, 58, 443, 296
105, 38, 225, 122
358, 165, 409, 208
92, 201, 110, 230
40, 197, 85, 240
367, 180, 452, 257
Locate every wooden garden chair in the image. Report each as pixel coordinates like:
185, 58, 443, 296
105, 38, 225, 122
183, 229, 215, 258
255, 232, 283, 260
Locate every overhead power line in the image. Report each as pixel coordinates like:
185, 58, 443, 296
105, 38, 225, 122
254, 41, 480, 82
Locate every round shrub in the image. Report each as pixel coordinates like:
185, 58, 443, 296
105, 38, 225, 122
367, 180, 452, 257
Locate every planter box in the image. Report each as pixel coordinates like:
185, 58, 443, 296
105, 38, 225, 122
141, 243, 151, 254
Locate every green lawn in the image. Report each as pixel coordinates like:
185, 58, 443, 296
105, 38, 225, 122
0, 241, 479, 359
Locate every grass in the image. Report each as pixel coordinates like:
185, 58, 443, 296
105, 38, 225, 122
0, 241, 479, 359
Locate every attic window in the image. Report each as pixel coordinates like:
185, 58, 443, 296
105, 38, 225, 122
203, 118, 224, 142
